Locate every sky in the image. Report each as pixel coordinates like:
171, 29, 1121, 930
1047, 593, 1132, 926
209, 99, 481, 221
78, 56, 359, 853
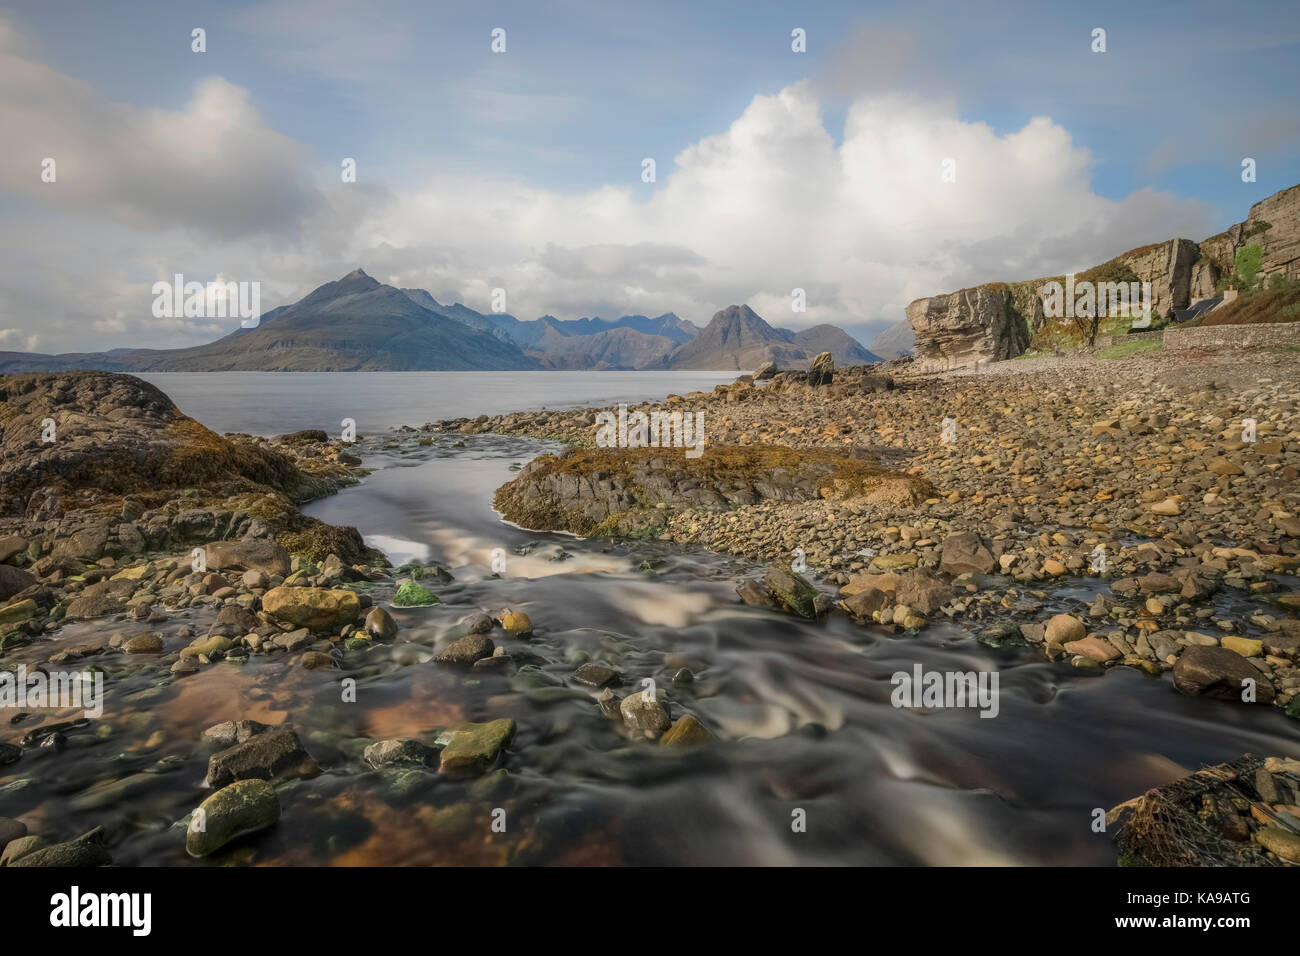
0, 0, 1298, 354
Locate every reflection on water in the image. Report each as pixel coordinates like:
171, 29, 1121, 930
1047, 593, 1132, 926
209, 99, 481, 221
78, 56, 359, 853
4, 434, 1299, 865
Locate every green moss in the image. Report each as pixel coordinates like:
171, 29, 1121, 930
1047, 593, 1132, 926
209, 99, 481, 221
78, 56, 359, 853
392, 580, 440, 607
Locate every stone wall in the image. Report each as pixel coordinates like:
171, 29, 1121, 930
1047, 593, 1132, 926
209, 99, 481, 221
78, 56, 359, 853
1163, 322, 1300, 351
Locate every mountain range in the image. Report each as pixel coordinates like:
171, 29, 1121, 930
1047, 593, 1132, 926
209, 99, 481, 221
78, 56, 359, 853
0, 269, 880, 372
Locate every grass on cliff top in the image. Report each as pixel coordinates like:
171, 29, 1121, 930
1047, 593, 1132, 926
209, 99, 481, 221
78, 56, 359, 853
1097, 338, 1163, 359
1202, 285, 1300, 326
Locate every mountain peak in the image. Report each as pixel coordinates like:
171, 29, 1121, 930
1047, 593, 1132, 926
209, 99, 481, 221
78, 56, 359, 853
342, 268, 370, 281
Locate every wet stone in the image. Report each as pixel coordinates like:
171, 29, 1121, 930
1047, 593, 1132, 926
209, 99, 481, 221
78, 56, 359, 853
571, 662, 619, 688
206, 728, 321, 788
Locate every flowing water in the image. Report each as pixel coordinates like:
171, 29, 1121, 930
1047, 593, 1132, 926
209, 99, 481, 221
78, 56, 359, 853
4, 375, 1300, 866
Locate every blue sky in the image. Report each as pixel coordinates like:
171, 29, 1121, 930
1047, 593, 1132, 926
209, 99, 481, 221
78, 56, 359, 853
1, 0, 1298, 352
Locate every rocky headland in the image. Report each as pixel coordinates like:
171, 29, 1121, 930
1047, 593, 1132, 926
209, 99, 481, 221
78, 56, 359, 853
900, 182, 1300, 371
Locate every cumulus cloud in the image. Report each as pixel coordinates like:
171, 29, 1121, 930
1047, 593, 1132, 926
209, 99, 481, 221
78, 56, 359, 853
0, 12, 1219, 352
357, 82, 1216, 336
0, 328, 41, 352
0, 19, 324, 240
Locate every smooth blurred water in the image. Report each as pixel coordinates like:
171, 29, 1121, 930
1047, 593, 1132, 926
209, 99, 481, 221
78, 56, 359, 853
134, 371, 738, 435
6, 434, 1300, 865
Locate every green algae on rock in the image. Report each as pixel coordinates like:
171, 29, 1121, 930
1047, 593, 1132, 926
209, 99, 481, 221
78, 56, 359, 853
392, 580, 440, 607
186, 779, 280, 858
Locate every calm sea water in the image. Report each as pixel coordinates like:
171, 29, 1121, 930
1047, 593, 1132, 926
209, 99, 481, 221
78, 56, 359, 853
135, 370, 738, 435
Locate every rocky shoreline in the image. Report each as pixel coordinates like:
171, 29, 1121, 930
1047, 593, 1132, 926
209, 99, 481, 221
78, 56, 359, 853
2, 358, 1299, 866
434, 351, 1300, 724
0, 371, 732, 865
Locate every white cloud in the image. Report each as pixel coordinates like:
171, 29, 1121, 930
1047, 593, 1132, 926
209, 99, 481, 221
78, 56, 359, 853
355, 82, 1216, 336
0, 14, 1219, 352
0, 328, 41, 352
0, 19, 324, 240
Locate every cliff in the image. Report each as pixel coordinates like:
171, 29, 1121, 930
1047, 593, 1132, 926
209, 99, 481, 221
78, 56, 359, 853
906, 183, 1300, 369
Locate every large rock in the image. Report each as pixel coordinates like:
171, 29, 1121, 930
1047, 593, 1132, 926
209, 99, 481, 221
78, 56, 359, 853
363, 738, 439, 770
186, 779, 280, 858
205, 728, 321, 788
0, 371, 301, 504
905, 286, 1033, 371
939, 531, 995, 575
894, 568, 954, 614
438, 719, 516, 776
9, 829, 111, 867
262, 586, 360, 631
807, 351, 834, 387
764, 561, 823, 618
1173, 646, 1275, 703
434, 633, 494, 666
0, 598, 37, 627
1116, 238, 1199, 316
0, 565, 36, 602
0, 817, 26, 854
660, 714, 715, 748
207, 603, 260, 638
1045, 614, 1086, 646
620, 692, 671, 739
204, 539, 291, 577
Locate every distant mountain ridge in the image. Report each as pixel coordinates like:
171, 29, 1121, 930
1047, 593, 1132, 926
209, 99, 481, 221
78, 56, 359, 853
0, 269, 880, 373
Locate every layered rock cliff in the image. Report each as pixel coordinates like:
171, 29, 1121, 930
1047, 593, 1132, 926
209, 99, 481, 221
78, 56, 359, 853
906, 182, 1300, 369
905, 285, 1037, 372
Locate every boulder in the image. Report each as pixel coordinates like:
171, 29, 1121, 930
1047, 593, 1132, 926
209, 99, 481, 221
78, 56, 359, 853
808, 352, 834, 387
363, 738, 439, 770
205, 728, 321, 788
8, 827, 110, 868
571, 662, 619, 688
905, 286, 1033, 371
186, 779, 280, 858
438, 719, 516, 776
620, 692, 671, 739
764, 561, 822, 618
364, 606, 398, 640
1045, 614, 1086, 646
939, 531, 995, 575
434, 633, 494, 666
1172, 646, 1275, 703
894, 569, 954, 614
261, 586, 360, 631
0, 565, 36, 602
660, 714, 715, 748
1063, 636, 1121, 663
204, 540, 291, 577
201, 720, 271, 749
